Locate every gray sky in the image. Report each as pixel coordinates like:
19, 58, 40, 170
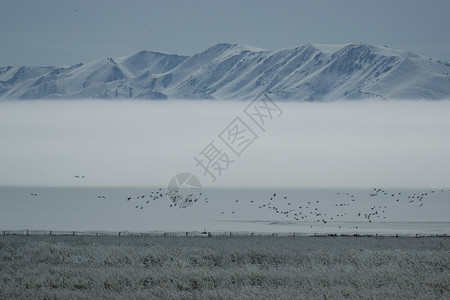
1, 0, 450, 66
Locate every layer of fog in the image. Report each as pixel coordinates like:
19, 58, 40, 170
0, 99, 449, 189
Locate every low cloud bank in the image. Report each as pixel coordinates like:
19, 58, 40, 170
0, 99, 449, 188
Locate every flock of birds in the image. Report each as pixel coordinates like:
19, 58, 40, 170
213, 188, 449, 228
26, 175, 448, 231
126, 188, 178, 210
121, 186, 449, 230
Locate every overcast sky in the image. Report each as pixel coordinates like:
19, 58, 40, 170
1, 0, 450, 66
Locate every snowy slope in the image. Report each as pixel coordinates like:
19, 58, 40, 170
1, 43, 449, 100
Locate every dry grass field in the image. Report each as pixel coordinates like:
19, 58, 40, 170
0, 235, 449, 299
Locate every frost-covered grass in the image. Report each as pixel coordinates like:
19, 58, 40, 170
0, 236, 449, 299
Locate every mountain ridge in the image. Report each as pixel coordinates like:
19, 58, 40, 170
1, 43, 449, 101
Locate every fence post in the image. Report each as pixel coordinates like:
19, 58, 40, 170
118, 232, 121, 237
73, 231, 75, 236
293, 232, 295, 237
229, 232, 232, 237
27, 230, 29, 236
186, 232, 188, 237
50, 231, 52, 236
164, 232, 166, 237
3, 231, 5, 236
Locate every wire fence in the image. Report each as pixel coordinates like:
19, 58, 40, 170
1, 230, 448, 238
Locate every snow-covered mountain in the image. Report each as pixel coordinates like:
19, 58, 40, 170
1, 43, 450, 100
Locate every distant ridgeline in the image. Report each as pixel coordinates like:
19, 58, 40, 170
1, 43, 450, 100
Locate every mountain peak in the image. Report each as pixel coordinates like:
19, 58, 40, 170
308, 43, 355, 53
1, 43, 449, 100
205, 43, 265, 54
